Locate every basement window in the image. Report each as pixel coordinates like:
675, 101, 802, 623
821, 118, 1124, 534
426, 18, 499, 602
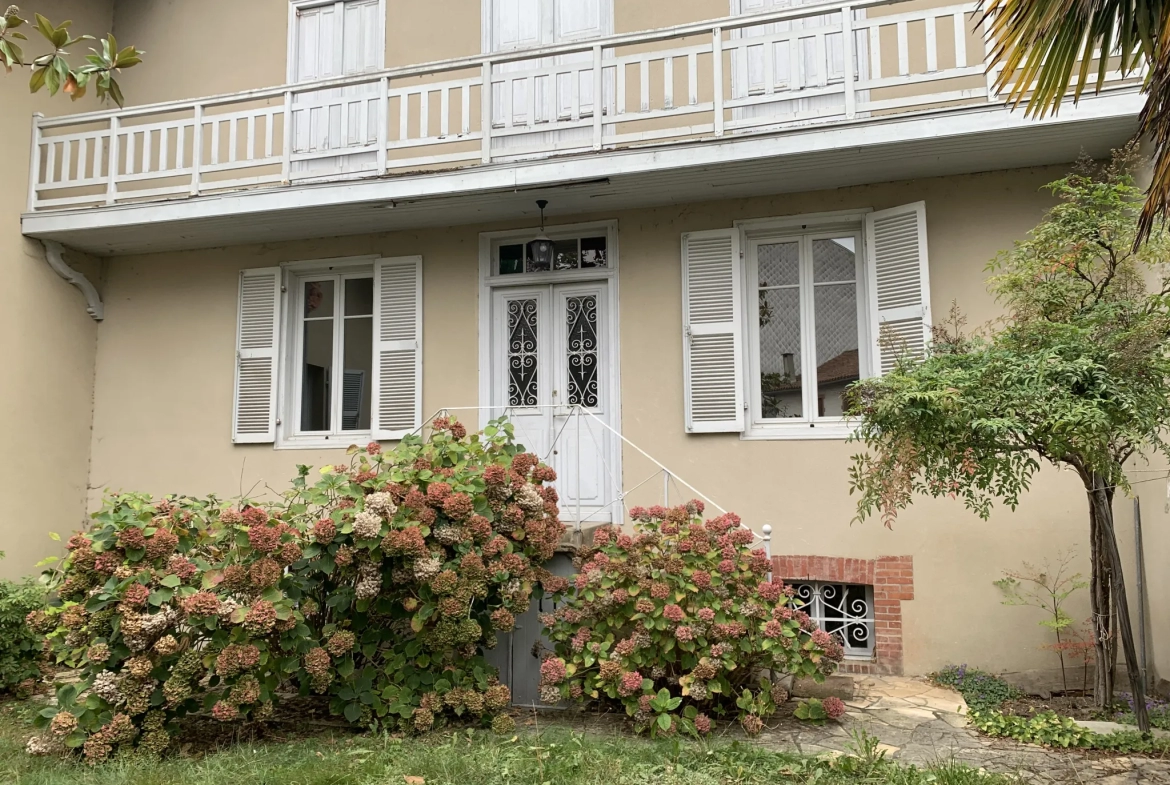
788, 581, 875, 659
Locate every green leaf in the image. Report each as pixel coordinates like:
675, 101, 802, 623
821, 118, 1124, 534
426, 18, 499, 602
343, 702, 361, 723
160, 574, 181, 588
657, 713, 671, 731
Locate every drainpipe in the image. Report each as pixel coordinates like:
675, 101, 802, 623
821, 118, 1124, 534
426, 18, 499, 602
1134, 497, 1149, 690
41, 240, 104, 321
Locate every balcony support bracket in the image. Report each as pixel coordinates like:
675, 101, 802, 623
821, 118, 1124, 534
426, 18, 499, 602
41, 240, 104, 321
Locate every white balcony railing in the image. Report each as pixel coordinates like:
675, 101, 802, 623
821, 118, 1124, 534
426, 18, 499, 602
26, 0, 1139, 212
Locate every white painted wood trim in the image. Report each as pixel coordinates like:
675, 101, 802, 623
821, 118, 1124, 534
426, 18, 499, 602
23, 91, 1144, 241
288, 0, 387, 83
476, 219, 621, 473
739, 210, 872, 440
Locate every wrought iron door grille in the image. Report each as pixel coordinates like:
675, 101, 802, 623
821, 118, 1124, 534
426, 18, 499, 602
788, 581, 875, 658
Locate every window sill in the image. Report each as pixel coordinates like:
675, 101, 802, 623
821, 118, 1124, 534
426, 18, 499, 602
274, 432, 373, 451
740, 420, 858, 441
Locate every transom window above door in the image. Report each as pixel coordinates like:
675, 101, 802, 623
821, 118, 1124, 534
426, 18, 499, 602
497, 234, 608, 275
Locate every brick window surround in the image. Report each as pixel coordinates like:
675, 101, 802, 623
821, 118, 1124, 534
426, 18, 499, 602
771, 555, 914, 675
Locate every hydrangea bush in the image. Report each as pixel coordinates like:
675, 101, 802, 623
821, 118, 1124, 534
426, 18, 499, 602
28, 417, 565, 762
541, 503, 843, 736
285, 416, 567, 734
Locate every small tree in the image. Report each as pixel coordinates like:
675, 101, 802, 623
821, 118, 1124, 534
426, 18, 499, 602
994, 552, 1088, 693
1, 6, 142, 105
846, 146, 1170, 732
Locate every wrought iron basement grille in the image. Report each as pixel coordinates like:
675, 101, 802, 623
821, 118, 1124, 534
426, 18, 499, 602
788, 581, 875, 658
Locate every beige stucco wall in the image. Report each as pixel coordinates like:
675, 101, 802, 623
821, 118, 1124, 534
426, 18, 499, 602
85, 164, 1107, 679
0, 0, 114, 580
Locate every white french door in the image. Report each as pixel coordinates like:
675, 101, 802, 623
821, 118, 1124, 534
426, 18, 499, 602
289, 0, 384, 176
489, 281, 617, 523
488, 0, 613, 152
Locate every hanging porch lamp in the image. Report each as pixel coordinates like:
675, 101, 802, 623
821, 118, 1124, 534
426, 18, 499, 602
526, 200, 554, 270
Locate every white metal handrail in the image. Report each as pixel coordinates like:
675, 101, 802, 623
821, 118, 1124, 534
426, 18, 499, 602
26, 0, 1141, 212
416, 405, 774, 559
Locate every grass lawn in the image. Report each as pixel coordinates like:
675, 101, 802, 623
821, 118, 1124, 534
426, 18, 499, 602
0, 700, 1016, 785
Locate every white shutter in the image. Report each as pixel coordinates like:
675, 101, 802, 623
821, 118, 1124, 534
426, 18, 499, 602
372, 256, 422, 440
865, 201, 932, 375
493, 0, 542, 50
682, 230, 745, 433
233, 268, 282, 444
555, 0, 605, 40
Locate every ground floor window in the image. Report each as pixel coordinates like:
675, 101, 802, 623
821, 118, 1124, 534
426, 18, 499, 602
788, 581, 875, 658
291, 269, 375, 439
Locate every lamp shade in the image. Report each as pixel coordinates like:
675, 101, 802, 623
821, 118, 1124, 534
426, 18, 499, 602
526, 235, 555, 270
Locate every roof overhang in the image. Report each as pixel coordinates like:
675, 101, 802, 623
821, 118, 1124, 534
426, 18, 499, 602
22, 90, 1143, 256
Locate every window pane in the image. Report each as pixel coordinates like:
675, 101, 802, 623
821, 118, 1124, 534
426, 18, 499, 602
757, 241, 799, 287
553, 239, 578, 271
813, 237, 857, 282
566, 295, 598, 407
499, 244, 524, 275
813, 283, 860, 417
342, 316, 373, 431
301, 319, 333, 431
508, 298, 539, 406
758, 287, 802, 419
303, 280, 335, 318
580, 236, 607, 268
344, 277, 374, 316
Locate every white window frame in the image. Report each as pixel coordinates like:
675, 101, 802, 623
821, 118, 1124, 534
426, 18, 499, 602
276, 255, 379, 449
736, 209, 872, 440
287, 0, 387, 83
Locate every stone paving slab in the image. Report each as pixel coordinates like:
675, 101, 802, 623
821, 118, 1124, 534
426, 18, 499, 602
753, 676, 1170, 784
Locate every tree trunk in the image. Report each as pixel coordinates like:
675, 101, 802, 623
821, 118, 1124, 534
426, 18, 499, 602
1088, 486, 1114, 707
1088, 472, 1150, 733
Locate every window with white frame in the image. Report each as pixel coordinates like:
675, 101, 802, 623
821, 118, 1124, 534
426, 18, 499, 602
747, 229, 867, 427
788, 581, 875, 658
292, 271, 375, 437
680, 204, 932, 439
231, 257, 422, 449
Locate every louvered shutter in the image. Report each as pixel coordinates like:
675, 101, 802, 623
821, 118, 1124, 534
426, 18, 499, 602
372, 256, 422, 441
864, 202, 932, 375
233, 268, 282, 443
682, 230, 745, 433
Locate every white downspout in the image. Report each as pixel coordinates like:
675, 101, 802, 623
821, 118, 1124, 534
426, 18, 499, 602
41, 240, 104, 321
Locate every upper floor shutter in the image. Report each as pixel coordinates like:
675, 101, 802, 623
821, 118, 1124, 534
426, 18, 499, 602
372, 256, 423, 441
555, 0, 605, 40
864, 202, 932, 375
233, 268, 282, 443
682, 230, 745, 433
493, 0, 543, 51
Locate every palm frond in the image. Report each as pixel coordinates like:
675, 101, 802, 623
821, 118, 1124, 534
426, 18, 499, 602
982, 0, 1170, 244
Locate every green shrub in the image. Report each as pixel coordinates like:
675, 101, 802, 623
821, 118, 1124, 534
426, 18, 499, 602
542, 504, 842, 736
929, 665, 1020, 712
0, 569, 46, 694
27, 417, 564, 762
